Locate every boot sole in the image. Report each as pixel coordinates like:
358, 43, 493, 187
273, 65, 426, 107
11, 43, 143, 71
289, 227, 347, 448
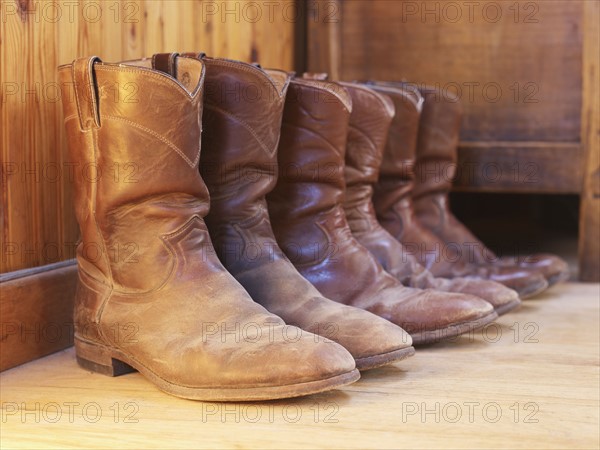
410, 311, 498, 346
518, 278, 549, 299
355, 346, 415, 371
494, 298, 522, 316
546, 270, 570, 288
75, 337, 360, 401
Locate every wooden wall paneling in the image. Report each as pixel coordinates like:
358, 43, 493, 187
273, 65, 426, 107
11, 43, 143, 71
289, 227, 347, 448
251, 2, 295, 70
197, 0, 222, 57
123, 1, 144, 60
1, 5, 30, 273
306, 0, 585, 194
2, 1, 63, 273
338, 0, 583, 143
141, 0, 190, 55
226, 3, 253, 62
55, 4, 80, 261
306, 0, 341, 76
579, 0, 600, 282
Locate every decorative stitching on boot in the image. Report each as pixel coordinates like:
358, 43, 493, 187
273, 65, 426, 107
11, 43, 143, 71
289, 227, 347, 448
103, 115, 201, 167
204, 103, 277, 157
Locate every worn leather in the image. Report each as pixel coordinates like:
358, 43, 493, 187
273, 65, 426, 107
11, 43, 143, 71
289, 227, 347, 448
267, 78, 496, 342
197, 55, 412, 366
342, 82, 521, 315
366, 81, 549, 298
60, 54, 356, 398
412, 86, 568, 288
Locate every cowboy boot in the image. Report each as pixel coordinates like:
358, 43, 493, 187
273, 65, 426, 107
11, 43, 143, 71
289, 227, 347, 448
340, 82, 521, 315
60, 54, 358, 401
194, 54, 414, 370
367, 81, 549, 299
267, 77, 498, 345
412, 86, 569, 288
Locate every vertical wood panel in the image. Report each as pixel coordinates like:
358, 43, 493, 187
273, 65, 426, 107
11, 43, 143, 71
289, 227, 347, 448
336, 0, 583, 143
579, 0, 600, 282
1, 0, 296, 273
306, 0, 341, 75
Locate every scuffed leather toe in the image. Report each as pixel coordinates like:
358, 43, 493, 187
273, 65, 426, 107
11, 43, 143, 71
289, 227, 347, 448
301, 302, 414, 360
440, 277, 521, 315
516, 254, 570, 287
475, 266, 549, 299
359, 286, 494, 335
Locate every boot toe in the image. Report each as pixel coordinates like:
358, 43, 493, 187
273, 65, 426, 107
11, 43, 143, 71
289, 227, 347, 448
485, 267, 549, 299
532, 254, 570, 286
309, 304, 413, 359
360, 287, 495, 340
452, 279, 521, 315
417, 290, 495, 332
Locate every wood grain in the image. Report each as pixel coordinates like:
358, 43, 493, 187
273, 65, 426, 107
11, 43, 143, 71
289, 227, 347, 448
0, 260, 77, 372
453, 142, 583, 194
579, 0, 600, 282
1, 0, 295, 273
305, 1, 585, 189
336, 0, 582, 143
306, 0, 341, 75
1, 282, 598, 449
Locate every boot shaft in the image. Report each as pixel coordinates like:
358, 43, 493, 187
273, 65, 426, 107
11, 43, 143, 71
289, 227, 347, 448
268, 78, 352, 223
199, 56, 291, 217
341, 82, 395, 212
412, 86, 462, 200
195, 56, 291, 270
365, 82, 423, 214
341, 82, 425, 282
60, 54, 208, 290
267, 78, 355, 267
411, 87, 493, 263
360, 83, 423, 239
267, 78, 405, 305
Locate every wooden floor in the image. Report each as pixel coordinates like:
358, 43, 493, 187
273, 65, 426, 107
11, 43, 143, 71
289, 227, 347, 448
1, 282, 598, 449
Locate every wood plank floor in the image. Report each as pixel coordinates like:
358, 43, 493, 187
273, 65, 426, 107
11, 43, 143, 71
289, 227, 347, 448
1, 282, 598, 449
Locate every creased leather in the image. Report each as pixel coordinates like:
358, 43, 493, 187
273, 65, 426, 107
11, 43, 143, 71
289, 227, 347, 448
200, 57, 412, 362
61, 54, 356, 393
267, 78, 495, 336
412, 86, 569, 287
342, 82, 520, 313
367, 81, 550, 297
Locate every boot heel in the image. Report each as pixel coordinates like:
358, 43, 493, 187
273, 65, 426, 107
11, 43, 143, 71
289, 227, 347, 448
74, 338, 135, 377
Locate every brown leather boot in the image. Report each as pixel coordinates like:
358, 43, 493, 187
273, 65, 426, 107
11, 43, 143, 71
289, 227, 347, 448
194, 54, 414, 371
267, 77, 498, 345
412, 86, 569, 288
341, 82, 521, 315
367, 81, 549, 299
60, 54, 359, 401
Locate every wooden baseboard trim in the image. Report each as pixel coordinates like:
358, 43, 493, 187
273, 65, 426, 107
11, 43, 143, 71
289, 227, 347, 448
0, 260, 77, 372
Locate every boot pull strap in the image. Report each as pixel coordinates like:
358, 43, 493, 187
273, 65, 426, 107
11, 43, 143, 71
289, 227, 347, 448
302, 72, 329, 81
152, 52, 179, 78
72, 56, 101, 130
181, 52, 207, 60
